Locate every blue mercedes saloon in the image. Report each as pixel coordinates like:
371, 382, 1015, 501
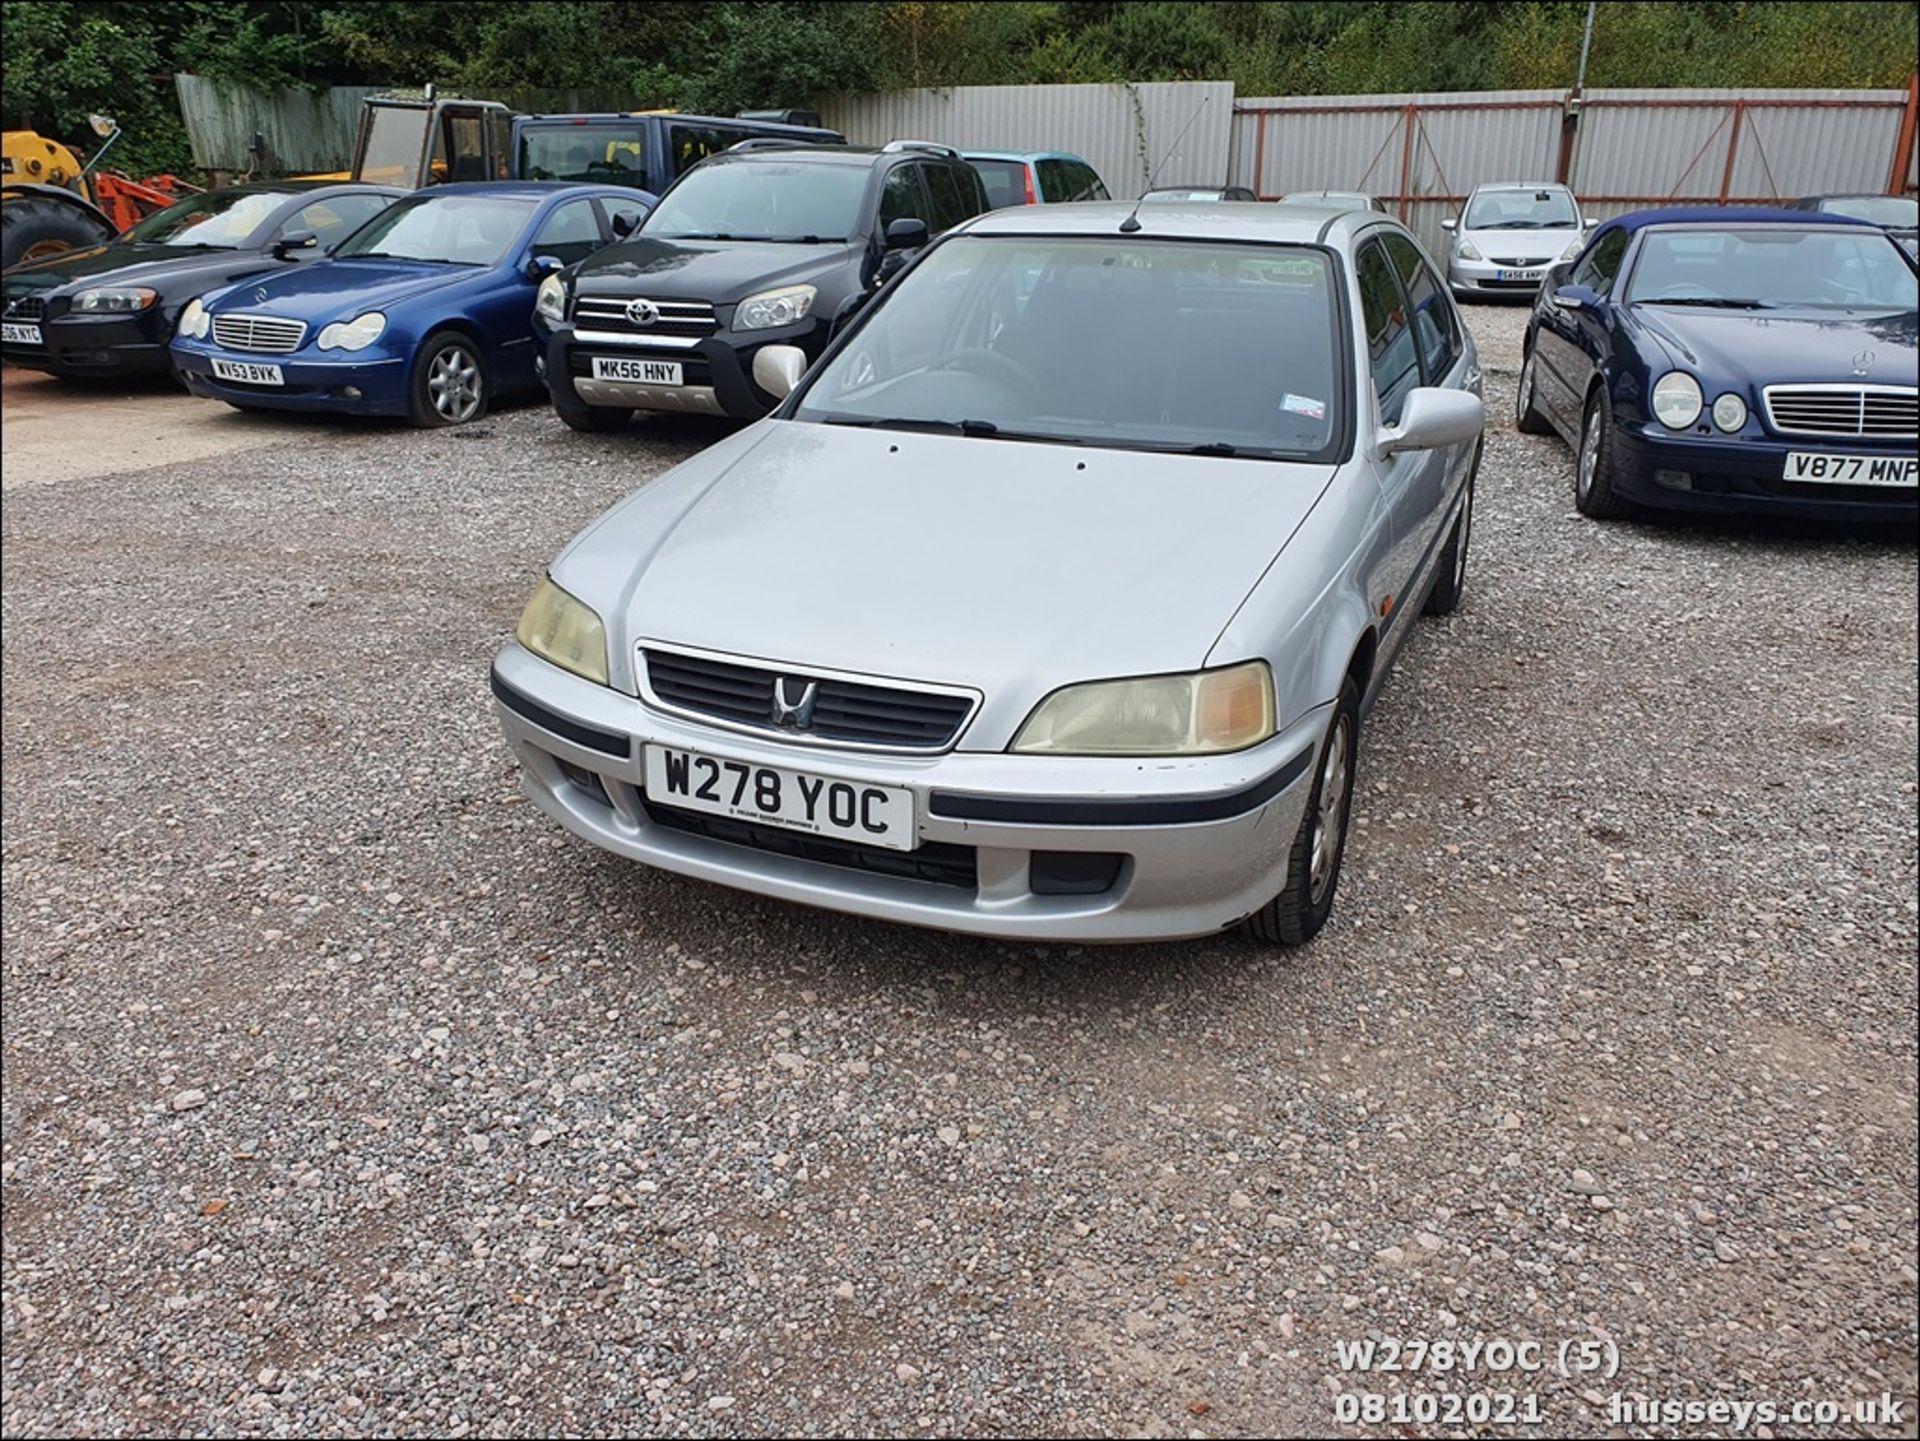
170, 182, 653, 426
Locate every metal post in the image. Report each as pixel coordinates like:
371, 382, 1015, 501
1576, 0, 1597, 94
1718, 100, 1745, 204
1397, 102, 1416, 221
1890, 72, 1919, 195
1253, 110, 1267, 201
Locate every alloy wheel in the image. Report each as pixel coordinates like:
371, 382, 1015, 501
1308, 714, 1352, 906
1578, 404, 1601, 500
428, 343, 483, 423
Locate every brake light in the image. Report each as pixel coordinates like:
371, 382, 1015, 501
1024, 167, 1037, 205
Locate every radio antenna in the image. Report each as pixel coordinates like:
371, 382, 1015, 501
1119, 94, 1213, 234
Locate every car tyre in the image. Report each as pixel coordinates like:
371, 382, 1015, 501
1514, 347, 1552, 434
1242, 677, 1361, 948
551, 384, 632, 433
409, 330, 489, 428
1424, 462, 1474, 617
1574, 387, 1634, 520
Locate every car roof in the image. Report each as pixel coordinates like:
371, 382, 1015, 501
394, 181, 633, 200
963, 150, 1085, 163
1469, 181, 1573, 193
1798, 192, 1915, 204
702, 145, 899, 167
960, 200, 1382, 245
1597, 205, 1876, 236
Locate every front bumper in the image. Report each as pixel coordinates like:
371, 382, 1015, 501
171, 343, 409, 415
544, 316, 825, 420
491, 643, 1323, 943
1, 309, 172, 377
1448, 253, 1566, 298
1610, 417, 1919, 524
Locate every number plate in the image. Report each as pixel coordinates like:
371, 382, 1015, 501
1495, 268, 1543, 284
211, 357, 284, 386
592, 355, 683, 385
1783, 452, 1919, 487
644, 745, 915, 851
1, 322, 42, 345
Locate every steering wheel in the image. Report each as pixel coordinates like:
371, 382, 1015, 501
1655, 283, 1716, 300
942, 347, 1037, 392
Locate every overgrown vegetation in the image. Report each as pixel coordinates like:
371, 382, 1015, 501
5, 1, 1915, 176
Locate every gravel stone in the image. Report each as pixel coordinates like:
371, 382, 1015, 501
3, 312, 1915, 1436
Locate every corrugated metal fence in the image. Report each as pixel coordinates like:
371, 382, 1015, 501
174, 75, 375, 173
1229, 82, 1918, 254
821, 82, 1235, 201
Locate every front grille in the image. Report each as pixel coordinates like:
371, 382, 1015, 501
641, 647, 976, 751
211, 313, 307, 354
642, 798, 978, 889
573, 295, 718, 338
3, 295, 46, 322
1489, 255, 1552, 267
1764, 385, 1917, 439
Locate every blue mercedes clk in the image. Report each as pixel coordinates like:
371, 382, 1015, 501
1517, 207, 1917, 524
170, 182, 653, 426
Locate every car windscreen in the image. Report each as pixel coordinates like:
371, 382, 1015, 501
519, 125, 648, 186
1625, 227, 1918, 310
1464, 188, 1577, 229
1817, 195, 1919, 229
122, 190, 294, 248
794, 235, 1342, 461
1143, 189, 1226, 203
969, 159, 1029, 209
330, 195, 537, 266
642, 160, 866, 242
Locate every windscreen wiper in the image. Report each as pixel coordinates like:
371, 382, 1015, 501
1645, 297, 1775, 309
820, 416, 1081, 444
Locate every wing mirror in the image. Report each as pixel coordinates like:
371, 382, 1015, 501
525, 253, 564, 281
1584, 216, 1599, 228
272, 229, 318, 259
885, 218, 929, 251
1379, 387, 1484, 457
610, 210, 641, 238
1550, 283, 1601, 312
1440, 218, 1457, 233
751, 344, 807, 400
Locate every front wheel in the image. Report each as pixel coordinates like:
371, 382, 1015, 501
1242, 677, 1361, 947
1515, 348, 1552, 434
1574, 388, 1634, 520
408, 330, 489, 428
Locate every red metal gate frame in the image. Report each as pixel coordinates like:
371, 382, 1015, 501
1239, 79, 1920, 211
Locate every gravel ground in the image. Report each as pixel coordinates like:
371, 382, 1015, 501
3, 305, 1916, 1439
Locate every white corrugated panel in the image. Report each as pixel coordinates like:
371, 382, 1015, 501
1572, 86, 1909, 203
819, 82, 1234, 201
175, 74, 374, 173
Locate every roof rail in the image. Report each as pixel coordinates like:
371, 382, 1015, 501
882, 139, 959, 160
728, 138, 805, 153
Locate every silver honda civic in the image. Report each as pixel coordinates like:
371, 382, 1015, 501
493, 201, 1484, 944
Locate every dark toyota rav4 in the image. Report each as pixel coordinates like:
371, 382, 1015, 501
533, 141, 989, 428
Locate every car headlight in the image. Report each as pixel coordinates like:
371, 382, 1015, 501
316, 311, 386, 352
1710, 392, 1747, 433
1651, 370, 1704, 430
516, 577, 608, 686
1560, 235, 1586, 261
535, 273, 568, 324
733, 284, 816, 332
178, 296, 211, 339
1457, 239, 1483, 262
72, 286, 157, 313
1011, 661, 1275, 756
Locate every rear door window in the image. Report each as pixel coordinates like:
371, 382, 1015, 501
668, 123, 743, 179
1036, 159, 1071, 203
1381, 232, 1462, 382
1356, 238, 1420, 425
923, 163, 972, 232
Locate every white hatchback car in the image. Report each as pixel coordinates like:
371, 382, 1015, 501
1444, 182, 1594, 299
